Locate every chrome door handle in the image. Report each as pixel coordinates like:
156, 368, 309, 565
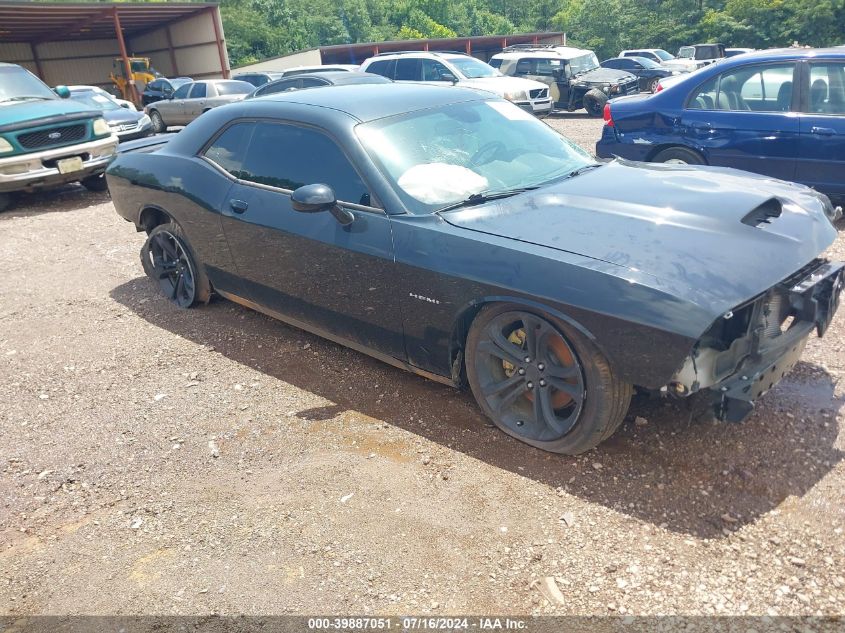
811, 126, 836, 136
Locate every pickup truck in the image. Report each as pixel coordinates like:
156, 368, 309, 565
0, 63, 118, 212
660, 43, 726, 73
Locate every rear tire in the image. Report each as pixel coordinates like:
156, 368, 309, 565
81, 173, 108, 192
583, 89, 608, 117
140, 222, 211, 308
652, 146, 705, 165
149, 110, 166, 134
465, 304, 632, 455
0, 192, 12, 213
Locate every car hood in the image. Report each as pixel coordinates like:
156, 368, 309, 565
573, 67, 635, 84
0, 97, 98, 131
462, 76, 548, 94
661, 59, 698, 70
440, 160, 838, 312
102, 107, 143, 125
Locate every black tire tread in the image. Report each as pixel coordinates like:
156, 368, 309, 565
140, 221, 211, 307
465, 303, 632, 455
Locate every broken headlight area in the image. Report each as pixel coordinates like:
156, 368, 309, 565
667, 259, 844, 422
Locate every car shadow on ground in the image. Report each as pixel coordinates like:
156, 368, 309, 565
111, 277, 843, 539
0, 184, 109, 219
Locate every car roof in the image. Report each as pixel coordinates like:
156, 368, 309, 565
282, 64, 358, 72
251, 83, 487, 122
492, 46, 592, 60
715, 47, 845, 63
294, 71, 390, 84
365, 51, 470, 60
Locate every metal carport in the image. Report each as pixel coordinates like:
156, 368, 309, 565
0, 1, 229, 104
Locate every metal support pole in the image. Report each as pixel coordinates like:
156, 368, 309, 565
112, 9, 139, 105
208, 7, 229, 78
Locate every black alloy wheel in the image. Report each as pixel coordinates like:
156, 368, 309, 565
473, 311, 585, 442
466, 305, 632, 454
142, 227, 198, 308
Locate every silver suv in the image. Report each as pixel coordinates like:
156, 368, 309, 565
360, 51, 552, 116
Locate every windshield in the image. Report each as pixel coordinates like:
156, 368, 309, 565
216, 81, 254, 95
654, 50, 674, 61
171, 77, 192, 89
568, 53, 600, 75
635, 57, 662, 69
70, 91, 121, 111
678, 47, 695, 59
356, 99, 593, 214
445, 56, 501, 79
0, 66, 57, 102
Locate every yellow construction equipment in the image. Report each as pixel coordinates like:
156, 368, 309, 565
110, 57, 160, 104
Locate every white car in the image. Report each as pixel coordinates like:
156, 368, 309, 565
67, 85, 136, 110
619, 49, 675, 64
278, 64, 359, 77
359, 51, 553, 116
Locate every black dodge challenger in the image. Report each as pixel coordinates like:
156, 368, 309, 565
106, 84, 844, 455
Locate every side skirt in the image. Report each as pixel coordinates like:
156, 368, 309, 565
215, 289, 458, 389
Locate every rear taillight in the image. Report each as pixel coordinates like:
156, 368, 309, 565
603, 103, 614, 127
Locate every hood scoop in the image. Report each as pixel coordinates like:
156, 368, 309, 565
741, 198, 782, 227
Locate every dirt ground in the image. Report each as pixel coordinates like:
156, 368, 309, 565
1, 113, 845, 617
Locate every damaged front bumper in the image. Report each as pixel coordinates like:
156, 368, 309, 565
673, 260, 844, 422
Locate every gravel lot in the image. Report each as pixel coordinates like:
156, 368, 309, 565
2, 113, 845, 618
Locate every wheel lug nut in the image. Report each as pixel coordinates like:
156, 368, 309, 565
518, 368, 526, 375
539, 379, 547, 387
537, 363, 545, 371
516, 420, 524, 427
526, 381, 534, 389
524, 357, 531, 363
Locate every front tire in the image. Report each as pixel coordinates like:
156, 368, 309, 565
140, 222, 210, 308
652, 146, 705, 165
149, 110, 166, 133
465, 305, 632, 455
583, 89, 608, 117
648, 77, 661, 93
81, 173, 108, 192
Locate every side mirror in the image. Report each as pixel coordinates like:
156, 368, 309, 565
163, 88, 173, 99
441, 72, 458, 84
120, 102, 130, 109
291, 183, 354, 225
54, 85, 70, 99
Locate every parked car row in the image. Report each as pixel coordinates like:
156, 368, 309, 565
597, 47, 845, 203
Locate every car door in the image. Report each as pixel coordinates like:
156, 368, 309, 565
795, 60, 845, 198
156, 81, 191, 126
210, 120, 404, 359
681, 61, 799, 180
184, 82, 208, 122
255, 78, 302, 97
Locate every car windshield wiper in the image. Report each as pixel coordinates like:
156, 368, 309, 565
565, 163, 603, 179
0, 96, 52, 103
436, 187, 539, 213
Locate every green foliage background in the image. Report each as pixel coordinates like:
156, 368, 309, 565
221, 0, 845, 66
32, 0, 845, 67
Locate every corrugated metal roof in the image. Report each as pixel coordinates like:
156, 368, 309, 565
0, 1, 218, 43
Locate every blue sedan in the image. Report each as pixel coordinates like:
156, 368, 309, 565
596, 48, 845, 201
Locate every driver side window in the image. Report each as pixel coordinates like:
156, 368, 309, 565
173, 83, 192, 99
239, 122, 371, 206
